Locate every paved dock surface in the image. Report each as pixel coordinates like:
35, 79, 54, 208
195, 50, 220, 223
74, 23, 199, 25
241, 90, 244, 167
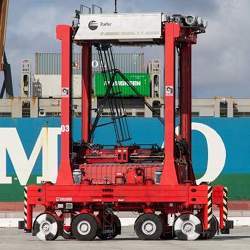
0, 227, 250, 250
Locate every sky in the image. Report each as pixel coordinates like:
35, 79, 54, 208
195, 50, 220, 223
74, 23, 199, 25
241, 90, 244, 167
1, 0, 250, 97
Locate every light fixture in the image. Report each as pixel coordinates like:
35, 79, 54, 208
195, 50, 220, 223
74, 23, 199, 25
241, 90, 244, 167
185, 15, 197, 26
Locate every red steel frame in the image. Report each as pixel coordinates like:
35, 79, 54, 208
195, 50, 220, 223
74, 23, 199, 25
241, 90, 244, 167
180, 42, 192, 148
82, 43, 92, 143
56, 25, 73, 186
161, 23, 179, 185
24, 22, 229, 234
179, 33, 196, 181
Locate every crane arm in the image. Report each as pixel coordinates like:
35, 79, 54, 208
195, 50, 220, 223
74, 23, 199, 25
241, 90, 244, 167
0, 0, 9, 71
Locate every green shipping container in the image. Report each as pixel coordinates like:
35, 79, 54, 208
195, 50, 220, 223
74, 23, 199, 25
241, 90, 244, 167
94, 73, 151, 97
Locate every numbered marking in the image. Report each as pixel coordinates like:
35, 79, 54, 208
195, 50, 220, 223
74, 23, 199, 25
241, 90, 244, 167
165, 86, 173, 96
61, 125, 70, 133
62, 88, 69, 97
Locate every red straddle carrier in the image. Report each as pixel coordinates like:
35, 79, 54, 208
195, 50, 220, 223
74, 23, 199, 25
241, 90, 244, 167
19, 11, 233, 241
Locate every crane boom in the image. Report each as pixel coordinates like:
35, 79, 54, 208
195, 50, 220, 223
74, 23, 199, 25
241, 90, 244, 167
0, 0, 9, 71
0, 0, 13, 98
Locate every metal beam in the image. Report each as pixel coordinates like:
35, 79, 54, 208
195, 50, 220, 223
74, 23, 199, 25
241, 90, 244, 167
56, 25, 73, 185
81, 43, 92, 143
160, 23, 180, 185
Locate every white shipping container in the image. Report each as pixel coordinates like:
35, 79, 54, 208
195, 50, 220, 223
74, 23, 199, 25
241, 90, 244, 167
34, 74, 82, 98
35, 53, 145, 75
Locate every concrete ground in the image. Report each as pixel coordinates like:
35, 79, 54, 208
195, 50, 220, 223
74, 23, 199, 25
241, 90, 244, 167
2, 210, 250, 218
2, 210, 250, 227
0, 226, 250, 250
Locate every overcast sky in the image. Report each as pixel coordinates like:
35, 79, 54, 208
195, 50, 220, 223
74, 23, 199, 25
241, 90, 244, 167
1, 0, 250, 97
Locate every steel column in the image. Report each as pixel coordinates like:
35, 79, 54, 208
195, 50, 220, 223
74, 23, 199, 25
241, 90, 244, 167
203, 204, 209, 230
160, 23, 180, 185
180, 43, 192, 149
56, 25, 73, 185
25, 204, 33, 232
81, 44, 92, 143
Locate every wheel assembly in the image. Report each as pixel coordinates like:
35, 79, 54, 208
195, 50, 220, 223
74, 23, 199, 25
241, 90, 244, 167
160, 228, 174, 240
61, 227, 74, 240
33, 213, 59, 241
58, 219, 74, 240
200, 215, 218, 239
174, 213, 202, 241
159, 213, 174, 240
97, 213, 121, 240
134, 214, 163, 240
71, 214, 98, 241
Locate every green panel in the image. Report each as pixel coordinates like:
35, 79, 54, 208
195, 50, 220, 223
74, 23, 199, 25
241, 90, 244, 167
1, 174, 250, 201
0, 176, 38, 202
94, 72, 151, 97
194, 173, 250, 200
212, 174, 250, 200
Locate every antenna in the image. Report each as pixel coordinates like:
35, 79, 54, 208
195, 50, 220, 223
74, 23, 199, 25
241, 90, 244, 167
91, 4, 102, 14
114, 0, 118, 13
80, 4, 91, 14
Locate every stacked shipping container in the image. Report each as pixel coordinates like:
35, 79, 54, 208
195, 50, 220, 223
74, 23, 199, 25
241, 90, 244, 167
35, 52, 151, 98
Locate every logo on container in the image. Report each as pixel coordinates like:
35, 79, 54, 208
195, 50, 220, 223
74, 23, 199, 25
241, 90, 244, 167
0, 123, 226, 186
88, 20, 98, 30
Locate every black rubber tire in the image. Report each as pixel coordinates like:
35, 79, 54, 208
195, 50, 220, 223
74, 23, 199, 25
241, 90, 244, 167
61, 229, 74, 239
59, 220, 74, 240
97, 233, 114, 240
58, 220, 75, 240
72, 214, 98, 241
160, 230, 174, 240
97, 214, 121, 240
33, 213, 59, 241
200, 215, 218, 239
134, 214, 163, 240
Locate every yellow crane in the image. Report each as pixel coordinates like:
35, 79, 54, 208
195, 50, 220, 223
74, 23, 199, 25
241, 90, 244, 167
0, 0, 13, 97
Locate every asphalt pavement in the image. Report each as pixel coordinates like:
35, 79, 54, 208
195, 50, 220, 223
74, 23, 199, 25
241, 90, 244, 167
0, 226, 250, 250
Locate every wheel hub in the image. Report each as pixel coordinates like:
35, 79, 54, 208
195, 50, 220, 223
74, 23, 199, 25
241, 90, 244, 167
77, 221, 91, 235
40, 221, 51, 234
182, 222, 194, 234
141, 220, 157, 235
174, 214, 201, 241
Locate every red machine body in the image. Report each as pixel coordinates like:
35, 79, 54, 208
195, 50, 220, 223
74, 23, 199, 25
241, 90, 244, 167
21, 13, 233, 241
